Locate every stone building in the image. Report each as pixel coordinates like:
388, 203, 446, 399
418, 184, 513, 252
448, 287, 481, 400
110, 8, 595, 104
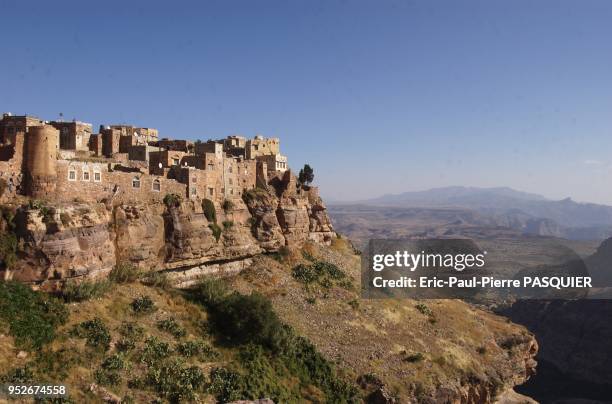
50, 120, 92, 151
0, 112, 289, 206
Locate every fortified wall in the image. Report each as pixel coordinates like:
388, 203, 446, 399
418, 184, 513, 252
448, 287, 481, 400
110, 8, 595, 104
0, 112, 334, 288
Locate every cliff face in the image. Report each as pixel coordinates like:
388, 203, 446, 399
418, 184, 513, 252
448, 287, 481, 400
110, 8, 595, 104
1, 172, 336, 287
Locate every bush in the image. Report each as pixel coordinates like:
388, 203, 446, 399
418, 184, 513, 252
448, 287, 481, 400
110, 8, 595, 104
0, 232, 18, 269
146, 357, 206, 402
222, 199, 235, 212
62, 280, 110, 302
202, 199, 217, 223
176, 340, 219, 360
292, 260, 349, 291
101, 354, 125, 371
209, 292, 284, 349
292, 264, 318, 284
131, 295, 157, 314
415, 303, 433, 316
0, 281, 68, 350
94, 368, 121, 386
404, 352, 424, 363
140, 336, 172, 366
109, 262, 141, 283
163, 193, 182, 208
209, 223, 222, 241
116, 322, 144, 352
157, 318, 187, 338
222, 220, 234, 230
208, 367, 244, 403
71, 318, 111, 350
194, 278, 228, 307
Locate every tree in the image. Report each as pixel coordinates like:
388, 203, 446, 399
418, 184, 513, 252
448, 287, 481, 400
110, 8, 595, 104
298, 164, 314, 186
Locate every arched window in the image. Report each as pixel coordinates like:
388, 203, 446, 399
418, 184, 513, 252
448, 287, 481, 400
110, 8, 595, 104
132, 177, 141, 189
152, 179, 161, 192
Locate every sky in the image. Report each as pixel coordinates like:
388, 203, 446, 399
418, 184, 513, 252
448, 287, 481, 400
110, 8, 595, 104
1, 0, 611, 204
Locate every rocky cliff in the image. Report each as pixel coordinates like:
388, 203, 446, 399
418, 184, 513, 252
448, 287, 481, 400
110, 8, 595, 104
0, 171, 335, 288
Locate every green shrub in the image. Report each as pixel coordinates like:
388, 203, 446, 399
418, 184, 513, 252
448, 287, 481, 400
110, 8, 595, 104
208, 367, 244, 403
0, 232, 18, 269
62, 279, 110, 302
109, 262, 141, 283
292, 264, 318, 284
101, 354, 125, 371
0, 281, 68, 350
157, 318, 187, 338
404, 352, 424, 363
130, 295, 156, 314
222, 220, 234, 230
0, 366, 34, 384
118, 321, 145, 340
71, 318, 111, 351
176, 340, 219, 360
140, 336, 172, 366
163, 193, 182, 208
146, 357, 206, 402
415, 303, 433, 316
94, 368, 121, 386
202, 199, 217, 223
194, 278, 228, 307
222, 199, 235, 212
209, 223, 222, 241
209, 292, 284, 349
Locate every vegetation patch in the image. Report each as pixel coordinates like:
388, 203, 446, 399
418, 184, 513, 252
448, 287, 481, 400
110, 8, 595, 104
109, 262, 142, 283
163, 193, 182, 208
130, 295, 157, 314
0, 281, 68, 350
292, 259, 352, 291
176, 340, 219, 360
191, 281, 358, 403
62, 279, 110, 302
71, 317, 112, 351
202, 198, 217, 223
157, 318, 187, 338
209, 223, 222, 241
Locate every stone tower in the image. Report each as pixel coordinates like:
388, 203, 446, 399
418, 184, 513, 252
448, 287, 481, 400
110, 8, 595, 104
24, 125, 59, 198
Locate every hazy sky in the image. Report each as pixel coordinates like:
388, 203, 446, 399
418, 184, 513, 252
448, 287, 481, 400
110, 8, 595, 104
2, 0, 611, 204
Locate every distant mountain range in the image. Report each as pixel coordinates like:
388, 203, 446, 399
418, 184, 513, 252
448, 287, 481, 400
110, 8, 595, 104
334, 186, 612, 241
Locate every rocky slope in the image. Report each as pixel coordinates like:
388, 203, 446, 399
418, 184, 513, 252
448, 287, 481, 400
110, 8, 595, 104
0, 171, 335, 288
229, 240, 538, 403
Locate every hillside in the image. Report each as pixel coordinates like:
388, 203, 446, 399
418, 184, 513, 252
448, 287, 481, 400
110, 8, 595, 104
0, 240, 538, 403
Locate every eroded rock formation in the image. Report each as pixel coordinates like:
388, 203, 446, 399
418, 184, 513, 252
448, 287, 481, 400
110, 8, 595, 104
1, 172, 336, 288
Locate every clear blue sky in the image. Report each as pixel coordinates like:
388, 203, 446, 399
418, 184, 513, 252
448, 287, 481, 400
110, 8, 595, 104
2, 0, 611, 204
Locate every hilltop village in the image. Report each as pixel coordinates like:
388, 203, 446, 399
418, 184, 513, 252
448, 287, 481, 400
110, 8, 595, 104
0, 112, 334, 287
0, 113, 288, 205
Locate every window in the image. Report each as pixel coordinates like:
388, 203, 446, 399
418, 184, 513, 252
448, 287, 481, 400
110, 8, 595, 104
83, 170, 90, 181
207, 162, 215, 170
208, 187, 214, 197
94, 171, 101, 182
172, 158, 179, 166
68, 169, 76, 181
229, 178, 233, 185
229, 188, 234, 195
229, 166, 232, 173
191, 187, 197, 196
192, 177, 197, 183
152, 179, 161, 192
132, 177, 140, 188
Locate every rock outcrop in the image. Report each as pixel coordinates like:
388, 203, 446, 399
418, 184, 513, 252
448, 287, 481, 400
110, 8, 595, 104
0, 172, 336, 288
